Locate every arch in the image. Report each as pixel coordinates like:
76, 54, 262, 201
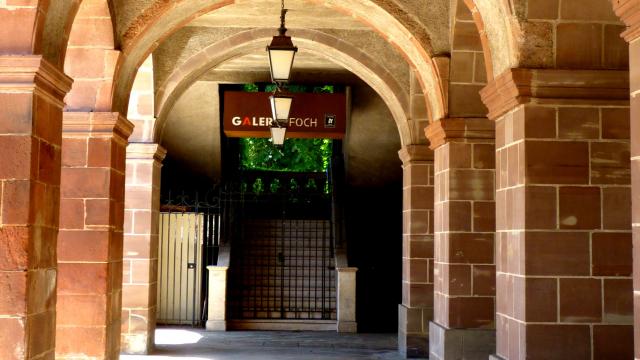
462, 0, 518, 80
111, 0, 446, 123
64, 0, 120, 111
153, 28, 413, 145
0, 0, 53, 56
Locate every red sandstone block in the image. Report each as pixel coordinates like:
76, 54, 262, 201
59, 198, 84, 230
559, 186, 601, 230
66, 80, 100, 111
58, 230, 110, 262
602, 187, 631, 230
55, 326, 107, 357
524, 186, 557, 230
446, 296, 494, 329
603, 279, 633, 323
560, 278, 602, 323
528, 0, 559, 19
592, 232, 632, 276
124, 188, 152, 210
130, 259, 156, 284
0, 226, 30, 270
406, 283, 433, 308
65, 48, 109, 79
27, 309, 55, 357
558, 108, 599, 139
472, 143, 494, 169
449, 84, 487, 117
37, 140, 61, 185
403, 186, 434, 211
602, 108, 631, 140
524, 231, 590, 276
0, 8, 37, 54
408, 258, 429, 284
604, 25, 629, 70
87, 137, 114, 168
61, 167, 110, 198
525, 324, 591, 360
560, 0, 620, 21
472, 201, 495, 232
2, 180, 32, 225
523, 106, 557, 139
122, 283, 153, 308
448, 169, 494, 201
57, 263, 108, 295
0, 136, 35, 179
57, 294, 109, 327
472, 264, 495, 296
0, 317, 26, 360
452, 21, 483, 51
447, 142, 472, 169
593, 325, 633, 360
591, 141, 631, 185
0, 92, 33, 134
0, 271, 26, 315
62, 138, 87, 167
68, 18, 114, 48
35, 95, 62, 145
446, 264, 472, 295
450, 51, 474, 83
556, 23, 603, 69
85, 198, 112, 226
523, 277, 557, 322
446, 201, 472, 231
447, 232, 494, 264
525, 140, 589, 184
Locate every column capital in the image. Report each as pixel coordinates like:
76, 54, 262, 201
126, 142, 167, 162
612, 0, 640, 41
0, 55, 73, 107
425, 118, 494, 150
480, 68, 629, 120
398, 144, 433, 164
63, 112, 134, 142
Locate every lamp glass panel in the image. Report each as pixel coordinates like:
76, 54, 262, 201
268, 49, 296, 81
269, 95, 293, 121
270, 127, 287, 145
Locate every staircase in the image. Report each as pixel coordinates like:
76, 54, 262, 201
228, 218, 337, 329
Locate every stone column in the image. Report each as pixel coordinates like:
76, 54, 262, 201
610, 3, 640, 359
206, 265, 229, 331
121, 143, 166, 354
481, 68, 633, 359
398, 144, 434, 358
0, 56, 72, 360
56, 112, 133, 360
336, 266, 357, 333
425, 118, 496, 359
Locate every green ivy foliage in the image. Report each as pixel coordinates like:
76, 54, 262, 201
238, 83, 335, 173
239, 138, 332, 172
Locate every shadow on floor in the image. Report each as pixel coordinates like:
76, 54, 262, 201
121, 327, 428, 360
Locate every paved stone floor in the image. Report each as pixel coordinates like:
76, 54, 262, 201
121, 327, 427, 359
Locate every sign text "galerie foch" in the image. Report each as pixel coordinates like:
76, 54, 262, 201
223, 91, 347, 139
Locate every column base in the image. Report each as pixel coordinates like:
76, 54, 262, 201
121, 333, 153, 355
398, 304, 431, 358
337, 321, 357, 333
429, 321, 495, 360
206, 320, 227, 331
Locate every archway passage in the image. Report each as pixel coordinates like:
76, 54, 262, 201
0, 0, 637, 359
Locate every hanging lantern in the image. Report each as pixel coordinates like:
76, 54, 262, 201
269, 91, 293, 146
267, 0, 297, 83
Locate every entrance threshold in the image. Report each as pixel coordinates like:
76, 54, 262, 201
228, 319, 336, 331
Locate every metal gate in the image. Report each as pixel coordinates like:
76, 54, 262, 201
227, 172, 337, 321
156, 194, 220, 326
